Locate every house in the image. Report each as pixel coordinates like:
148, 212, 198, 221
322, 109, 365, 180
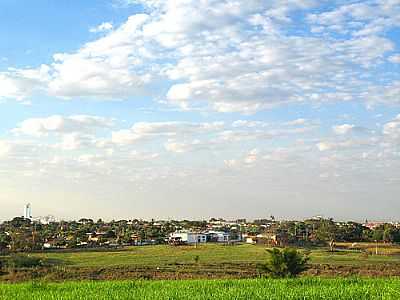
43, 238, 67, 249
43, 242, 56, 249
206, 231, 230, 243
169, 231, 207, 245
363, 222, 385, 230
86, 231, 108, 243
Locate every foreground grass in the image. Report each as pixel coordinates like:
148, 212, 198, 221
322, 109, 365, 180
33, 244, 400, 268
1, 278, 400, 300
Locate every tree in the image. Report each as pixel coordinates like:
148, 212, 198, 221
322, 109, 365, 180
314, 219, 338, 242
260, 248, 309, 278
0, 233, 10, 253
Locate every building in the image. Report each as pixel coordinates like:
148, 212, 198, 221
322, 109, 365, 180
24, 203, 32, 220
206, 231, 230, 243
363, 222, 386, 230
169, 231, 207, 245
38, 215, 56, 224
245, 236, 257, 245
256, 232, 289, 246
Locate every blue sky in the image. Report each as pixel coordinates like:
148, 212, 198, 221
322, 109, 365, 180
0, 0, 400, 221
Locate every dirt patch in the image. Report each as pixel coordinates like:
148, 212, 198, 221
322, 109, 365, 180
1, 263, 400, 282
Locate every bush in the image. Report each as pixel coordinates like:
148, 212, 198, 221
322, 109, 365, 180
260, 248, 309, 278
7, 254, 43, 269
193, 255, 200, 264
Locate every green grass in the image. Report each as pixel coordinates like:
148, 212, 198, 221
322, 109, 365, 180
34, 244, 267, 267
309, 249, 400, 266
1, 278, 400, 299
33, 244, 400, 268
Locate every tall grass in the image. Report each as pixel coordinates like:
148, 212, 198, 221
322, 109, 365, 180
1, 278, 400, 300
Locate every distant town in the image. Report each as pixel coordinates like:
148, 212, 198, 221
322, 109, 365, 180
0, 203, 399, 252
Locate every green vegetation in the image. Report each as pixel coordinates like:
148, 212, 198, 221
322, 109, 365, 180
6, 254, 44, 269
33, 244, 266, 267
2, 216, 400, 253
1, 278, 400, 300
30, 244, 400, 268
0, 244, 396, 282
260, 248, 309, 278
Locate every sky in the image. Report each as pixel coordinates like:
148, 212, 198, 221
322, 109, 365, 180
0, 0, 400, 221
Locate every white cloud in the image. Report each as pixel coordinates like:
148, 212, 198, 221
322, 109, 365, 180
383, 114, 400, 139
111, 130, 142, 145
389, 54, 400, 64
224, 159, 238, 168
130, 150, 159, 160
316, 142, 333, 152
232, 120, 268, 128
316, 137, 376, 152
58, 133, 96, 151
333, 124, 355, 135
285, 118, 308, 126
0, 140, 12, 158
1, 0, 399, 113
333, 124, 371, 135
164, 139, 202, 153
307, 1, 400, 37
90, 22, 113, 33
112, 121, 224, 145
244, 148, 259, 164
364, 81, 400, 106
13, 115, 114, 137
48, 14, 154, 99
0, 65, 50, 101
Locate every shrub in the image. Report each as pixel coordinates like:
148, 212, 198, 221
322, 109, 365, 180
7, 254, 43, 269
193, 255, 200, 264
260, 248, 309, 278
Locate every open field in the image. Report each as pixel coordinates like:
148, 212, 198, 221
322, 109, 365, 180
1, 278, 400, 300
32, 243, 400, 267
2, 243, 400, 282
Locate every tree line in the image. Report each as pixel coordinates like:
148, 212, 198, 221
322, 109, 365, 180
0, 216, 399, 253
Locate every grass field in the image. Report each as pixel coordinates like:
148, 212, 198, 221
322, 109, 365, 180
2, 243, 400, 282
1, 278, 400, 300
34, 243, 400, 267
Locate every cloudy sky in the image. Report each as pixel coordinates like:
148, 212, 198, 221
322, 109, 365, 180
0, 0, 400, 221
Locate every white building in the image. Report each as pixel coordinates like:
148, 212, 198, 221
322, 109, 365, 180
24, 203, 32, 219
169, 231, 207, 244
206, 231, 230, 243
38, 215, 56, 224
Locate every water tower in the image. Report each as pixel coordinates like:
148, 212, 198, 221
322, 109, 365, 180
24, 203, 32, 219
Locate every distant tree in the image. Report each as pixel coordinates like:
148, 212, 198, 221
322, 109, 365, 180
337, 222, 364, 242
78, 218, 93, 224
315, 219, 337, 242
104, 230, 116, 239
9, 217, 30, 228
260, 248, 309, 278
372, 229, 384, 242
0, 233, 10, 252
138, 229, 146, 242
382, 225, 400, 243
